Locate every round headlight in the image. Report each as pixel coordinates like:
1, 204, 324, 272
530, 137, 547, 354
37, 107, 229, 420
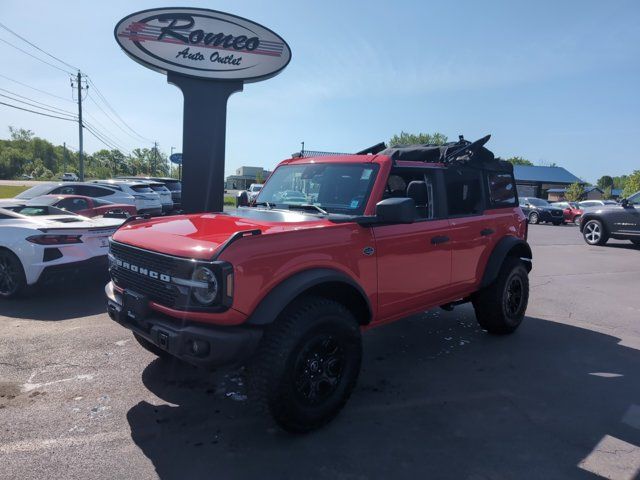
191, 266, 218, 305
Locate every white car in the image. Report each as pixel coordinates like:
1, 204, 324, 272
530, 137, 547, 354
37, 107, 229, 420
0, 207, 123, 298
60, 172, 79, 182
146, 181, 174, 213
13, 182, 135, 207
91, 180, 162, 215
248, 183, 263, 202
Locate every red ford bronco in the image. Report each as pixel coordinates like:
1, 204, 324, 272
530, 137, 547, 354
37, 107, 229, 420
106, 135, 532, 432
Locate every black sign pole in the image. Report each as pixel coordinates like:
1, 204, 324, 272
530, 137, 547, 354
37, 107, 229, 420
167, 72, 243, 213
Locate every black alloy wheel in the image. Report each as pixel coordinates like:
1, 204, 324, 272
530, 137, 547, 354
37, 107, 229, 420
0, 250, 26, 299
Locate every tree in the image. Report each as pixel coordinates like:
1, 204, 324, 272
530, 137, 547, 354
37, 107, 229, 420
621, 170, 640, 197
505, 156, 534, 166
602, 186, 613, 200
389, 131, 448, 146
565, 182, 585, 202
597, 175, 614, 190
255, 171, 264, 184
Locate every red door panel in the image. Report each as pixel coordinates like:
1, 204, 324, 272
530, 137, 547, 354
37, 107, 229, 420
373, 219, 452, 320
448, 216, 496, 292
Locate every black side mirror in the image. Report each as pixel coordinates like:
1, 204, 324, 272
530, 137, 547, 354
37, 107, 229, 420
375, 197, 416, 224
236, 191, 249, 207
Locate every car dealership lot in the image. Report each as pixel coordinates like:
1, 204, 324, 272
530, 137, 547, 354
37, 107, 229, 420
1, 225, 639, 479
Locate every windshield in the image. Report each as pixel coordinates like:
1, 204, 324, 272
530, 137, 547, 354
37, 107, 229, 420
129, 185, 154, 194
250, 185, 262, 192
15, 184, 55, 199
256, 163, 379, 215
528, 198, 549, 207
163, 180, 181, 191
28, 195, 59, 206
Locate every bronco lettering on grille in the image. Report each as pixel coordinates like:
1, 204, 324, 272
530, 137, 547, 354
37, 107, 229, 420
113, 258, 172, 283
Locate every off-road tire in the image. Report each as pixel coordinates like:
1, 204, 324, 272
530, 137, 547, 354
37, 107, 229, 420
528, 212, 539, 224
472, 257, 529, 335
248, 296, 362, 433
0, 249, 27, 299
573, 215, 581, 226
582, 219, 608, 246
133, 333, 173, 361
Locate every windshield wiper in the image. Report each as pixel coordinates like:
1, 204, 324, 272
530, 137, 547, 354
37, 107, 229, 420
253, 201, 273, 209
288, 204, 328, 215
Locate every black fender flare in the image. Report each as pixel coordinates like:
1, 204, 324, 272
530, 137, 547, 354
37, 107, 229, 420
480, 237, 532, 288
245, 268, 372, 326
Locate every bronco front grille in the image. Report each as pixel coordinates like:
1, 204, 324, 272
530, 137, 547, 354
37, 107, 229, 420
109, 241, 191, 307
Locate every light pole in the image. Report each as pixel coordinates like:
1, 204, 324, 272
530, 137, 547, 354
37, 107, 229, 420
170, 146, 175, 177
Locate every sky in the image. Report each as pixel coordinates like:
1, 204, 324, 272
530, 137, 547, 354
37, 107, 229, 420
1, 0, 639, 183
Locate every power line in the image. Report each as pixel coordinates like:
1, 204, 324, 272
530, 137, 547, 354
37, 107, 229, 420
0, 100, 77, 121
0, 22, 79, 72
84, 121, 130, 153
0, 37, 74, 75
86, 93, 144, 145
84, 110, 134, 151
0, 73, 74, 102
84, 122, 131, 155
0, 87, 77, 116
86, 76, 154, 143
0, 92, 77, 118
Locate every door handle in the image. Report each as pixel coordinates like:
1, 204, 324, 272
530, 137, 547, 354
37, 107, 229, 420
480, 228, 495, 236
431, 235, 450, 245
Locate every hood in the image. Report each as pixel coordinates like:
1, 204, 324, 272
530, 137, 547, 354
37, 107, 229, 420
112, 208, 331, 260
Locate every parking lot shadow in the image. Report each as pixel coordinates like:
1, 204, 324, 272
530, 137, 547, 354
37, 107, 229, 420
0, 274, 108, 321
127, 311, 640, 479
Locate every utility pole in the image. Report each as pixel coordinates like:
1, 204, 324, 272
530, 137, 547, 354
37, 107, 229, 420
63, 142, 67, 173
152, 141, 158, 176
73, 71, 85, 181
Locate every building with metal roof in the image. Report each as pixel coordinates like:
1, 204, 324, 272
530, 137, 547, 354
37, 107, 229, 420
513, 165, 583, 198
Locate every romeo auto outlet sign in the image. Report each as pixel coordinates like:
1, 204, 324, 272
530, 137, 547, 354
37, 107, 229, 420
114, 8, 291, 82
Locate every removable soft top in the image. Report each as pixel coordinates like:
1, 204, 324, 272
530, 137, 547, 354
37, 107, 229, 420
380, 134, 513, 173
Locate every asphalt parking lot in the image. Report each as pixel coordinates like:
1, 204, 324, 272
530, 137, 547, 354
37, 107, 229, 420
1, 225, 639, 480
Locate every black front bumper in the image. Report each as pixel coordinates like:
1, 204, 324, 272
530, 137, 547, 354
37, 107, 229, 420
105, 282, 262, 368
39, 256, 109, 285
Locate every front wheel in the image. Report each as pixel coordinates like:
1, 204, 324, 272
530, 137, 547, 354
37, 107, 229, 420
248, 297, 362, 433
473, 257, 529, 334
528, 212, 539, 224
583, 219, 608, 246
0, 249, 27, 299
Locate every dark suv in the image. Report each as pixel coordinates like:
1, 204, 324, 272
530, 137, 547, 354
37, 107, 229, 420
580, 191, 640, 246
106, 135, 533, 432
519, 197, 565, 225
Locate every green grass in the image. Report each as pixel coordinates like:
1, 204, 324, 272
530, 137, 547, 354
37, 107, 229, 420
223, 195, 236, 206
0, 185, 29, 199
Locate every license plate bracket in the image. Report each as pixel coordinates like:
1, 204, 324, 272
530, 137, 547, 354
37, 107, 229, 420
123, 290, 149, 322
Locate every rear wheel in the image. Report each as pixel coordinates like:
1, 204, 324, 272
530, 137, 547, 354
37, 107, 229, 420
248, 297, 362, 433
528, 212, 539, 224
0, 250, 26, 299
583, 219, 608, 246
473, 257, 529, 334
573, 215, 581, 226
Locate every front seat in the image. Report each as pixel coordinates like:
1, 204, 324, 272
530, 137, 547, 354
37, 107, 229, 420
407, 181, 429, 218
